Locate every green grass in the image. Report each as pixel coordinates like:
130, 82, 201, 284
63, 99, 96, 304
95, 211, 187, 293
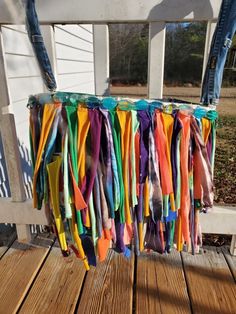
214, 114, 236, 204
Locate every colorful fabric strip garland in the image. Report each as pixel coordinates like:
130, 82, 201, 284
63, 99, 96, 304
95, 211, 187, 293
28, 93, 218, 269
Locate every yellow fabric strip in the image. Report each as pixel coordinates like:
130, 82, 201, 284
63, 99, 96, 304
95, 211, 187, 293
117, 110, 132, 225
77, 107, 91, 227
138, 222, 144, 252
177, 216, 183, 251
47, 155, 67, 251
144, 178, 150, 217
77, 107, 90, 185
33, 103, 59, 208
202, 117, 211, 144
71, 205, 90, 270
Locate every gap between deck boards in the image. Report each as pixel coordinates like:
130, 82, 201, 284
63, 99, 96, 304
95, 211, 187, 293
0, 236, 235, 314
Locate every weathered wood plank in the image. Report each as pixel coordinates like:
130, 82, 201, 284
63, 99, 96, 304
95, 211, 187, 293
0, 198, 49, 225
222, 246, 236, 282
0, 28, 26, 202
0, 26, 31, 241
0, 236, 54, 314
200, 206, 236, 234
182, 246, 236, 314
136, 250, 191, 314
0, 229, 16, 259
0, 245, 9, 259
77, 250, 134, 314
19, 243, 86, 314
230, 235, 236, 256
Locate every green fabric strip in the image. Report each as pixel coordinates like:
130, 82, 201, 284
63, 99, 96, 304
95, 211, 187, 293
131, 110, 139, 208
65, 106, 78, 183
89, 192, 98, 245
163, 195, 169, 217
109, 110, 125, 223
63, 130, 72, 219
175, 131, 181, 210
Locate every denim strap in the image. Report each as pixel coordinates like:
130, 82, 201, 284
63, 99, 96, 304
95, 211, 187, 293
201, 0, 236, 104
25, 0, 57, 91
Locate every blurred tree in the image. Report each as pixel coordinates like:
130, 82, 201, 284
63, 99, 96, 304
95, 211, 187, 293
108, 22, 214, 86
223, 35, 236, 86
109, 24, 148, 84
164, 22, 206, 85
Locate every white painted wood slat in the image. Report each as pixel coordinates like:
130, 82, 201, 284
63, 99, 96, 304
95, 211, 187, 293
0, 0, 222, 24
93, 25, 109, 96
0, 27, 31, 241
148, 22, 166, 99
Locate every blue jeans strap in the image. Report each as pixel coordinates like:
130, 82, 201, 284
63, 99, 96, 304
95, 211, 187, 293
25, 0, 57, 91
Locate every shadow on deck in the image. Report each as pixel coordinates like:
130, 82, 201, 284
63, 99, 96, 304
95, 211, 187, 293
0, 233, 235, 314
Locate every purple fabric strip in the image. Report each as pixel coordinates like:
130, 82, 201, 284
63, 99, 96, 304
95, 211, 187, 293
144, 219, 163, 253
137, 111, 151, 183
136, 111, 151, 223
115, 221, 125, 253
171, 112, 182, 197
136, 183, 144, 223
81, 109, 102, 204
99, 110, 114, 218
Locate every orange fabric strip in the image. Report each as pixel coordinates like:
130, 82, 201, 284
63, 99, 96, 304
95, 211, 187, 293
178, 111, 191, 244
154, 111, 173, 195
117, 110, 132, 225
97, 228, 112, 262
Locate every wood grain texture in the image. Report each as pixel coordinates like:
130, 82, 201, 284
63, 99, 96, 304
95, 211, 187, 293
136, 250, 191, 314
0, 236, 53, 314
19, 243, 86, 314
182, 246, 236, 314
0, 230, 16, 258
0, 198, 49, 225
230, 235, 236, 256
77, 249, 134, 314
0, 29, 26, 202
222, 246, 236, 282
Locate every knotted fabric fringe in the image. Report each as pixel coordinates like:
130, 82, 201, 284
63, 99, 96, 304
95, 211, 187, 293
28, 93, 217, 269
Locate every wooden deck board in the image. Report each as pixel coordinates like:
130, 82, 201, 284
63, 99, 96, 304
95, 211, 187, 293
182, 246, 236, 314
77, 250, 134, 314
0, 231, 16, 258
0, 243, 235, 313
136, 250, 191, 314
222, 246, 236, 282
0, 236, 54, 314
19, 242, 86, 314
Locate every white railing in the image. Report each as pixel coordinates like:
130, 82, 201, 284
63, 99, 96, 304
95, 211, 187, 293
0, 0, 235, 254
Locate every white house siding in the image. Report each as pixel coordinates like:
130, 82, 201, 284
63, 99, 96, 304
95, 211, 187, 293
54, 24, 95, 94
0, 24, 95, 198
